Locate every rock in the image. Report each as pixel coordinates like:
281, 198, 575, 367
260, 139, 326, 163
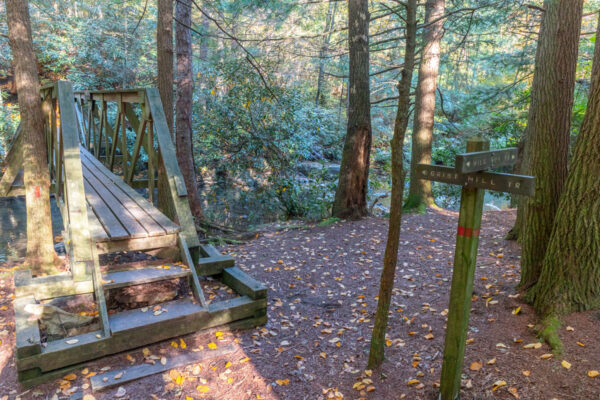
24, 303, 93, 336
297, 162, 340, 179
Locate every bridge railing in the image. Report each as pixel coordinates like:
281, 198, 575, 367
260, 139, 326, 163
73, 88, 200, 253
41, 81, 94, 281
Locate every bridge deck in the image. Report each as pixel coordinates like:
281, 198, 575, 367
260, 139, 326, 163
79, 147, 180, 253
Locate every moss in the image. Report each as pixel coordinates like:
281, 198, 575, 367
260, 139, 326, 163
402, 194, 427, 214
317, 217, 341, 227
537, 316, 563, 354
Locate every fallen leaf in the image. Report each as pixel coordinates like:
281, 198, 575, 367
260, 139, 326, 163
160, 357, 167, 365
522, 370, 530, 377
407, 379, 420, 386
216, 331, 224, 337
566, 326, 575, 332
208, 342, 217, 350
66, 339, 79, 345
240, 357, 251, 363
508, 387, 519, 398
540, 353, 553, 359
83, 395, 96, 400
561, 360, 571, 370
180, 338, 187, 349
196, 385, 210, 393
170, 341, 179, 348
523, 343, 542, 349
424, 333, 434, 340
487, 358, 497, 365
63, 373, 77, 381
577, 341, 585, 347
142, 348, 151, 357
276, 379, 290, 386
588, 370, 599, 378
320, 352, 327, 359
469, 361, 482, 371
115, 387, 126, 398
114, 372, 123, 380
227, 377, 234, 384
81, 368, 89, 375
492, 380, 507, 391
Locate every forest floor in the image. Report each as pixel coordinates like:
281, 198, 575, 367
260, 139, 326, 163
1, 208, 600, 399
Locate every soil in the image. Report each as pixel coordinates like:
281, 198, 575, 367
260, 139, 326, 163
0, 208, 599, 399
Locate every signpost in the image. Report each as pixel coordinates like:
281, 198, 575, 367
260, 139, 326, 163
415, 137, 535, 400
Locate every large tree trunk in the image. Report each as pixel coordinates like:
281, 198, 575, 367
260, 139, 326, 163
405, 0, 445, 212
175, 0, 203, 219
528, 14, 600, 319
315, 0, 337, 106
332, 0, 371, 219
157, 0, 174, 137
519, 0, 583, 289
368, 0, 417, 368
6, 0, 58, 275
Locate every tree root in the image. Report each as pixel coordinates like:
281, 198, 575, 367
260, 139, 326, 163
537, 315, 563, 354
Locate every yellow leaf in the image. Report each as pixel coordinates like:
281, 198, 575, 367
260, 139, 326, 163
487, 358, 497, 365
85, 372, 97, 378
276, 379, 290, 386
63, 373, 77, 381
208, 342, 217, 350
171, 341, 179, 348
522, 370, 530, 377
508, 387, 519, 398
126, 354, 135, 363
227, 377, 234, 384
366, 386, 376, 392
216, 331, 224, 338
424, 333, 434, 340
142, 348, 151, 357
561, 360, 572, 370
294, 355, 304, 360
81, 368, 89, 375
176, 375, 185, 385
180, 338, 187, 349
588, 370, 599, 378
320, 352, 327, 359
407, 379, 420, 386
385, 339, 393, 347
512, 306, 521, 315
577, 341, 585, 347
225, 361, 232, 368
364, 369, 372, 377
240, 357, 251, 363
352, 382, 365, 390
540, 353, 553, 359
469, 361, 482, 371
492, 380, 507, 391
196, 385, 210, 393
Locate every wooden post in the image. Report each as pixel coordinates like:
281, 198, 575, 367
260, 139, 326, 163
440, 136, 489, 400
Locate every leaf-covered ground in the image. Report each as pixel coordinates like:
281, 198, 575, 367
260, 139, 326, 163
1, 209, 599, 399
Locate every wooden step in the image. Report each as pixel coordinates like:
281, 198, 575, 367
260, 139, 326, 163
102, 265, 191, 290
109, 299, 205, 335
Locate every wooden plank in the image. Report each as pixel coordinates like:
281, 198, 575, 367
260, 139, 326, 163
80, 148, 179, 234
103, 265, 191, 290
221, 267, 267, 300
196, 255, 236, 276
16, 296, 266, 373
87, 206, 109, 243
416, 164, 535, 196
82, 163, 148, 238
82, 176, 130, 240
455, 147, 518, 173
83, 160, 166, 237
90, 344, 236, 391
178, 233, 207, 308
90, 245, 110, 338
15, 275, 94, 300
440, 137, 488, 400
145, 88, 200, 249
95, 233, 178, 254
14, 296, 42, 358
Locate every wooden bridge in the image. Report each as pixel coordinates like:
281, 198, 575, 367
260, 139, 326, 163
0, 81, 267, 386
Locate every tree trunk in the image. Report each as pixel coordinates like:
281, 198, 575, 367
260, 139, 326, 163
315, 0, 337, 106
6, 0, 58, 275
332, 0, 371, 219
175, 0, 203, 219
528, 14, 600, 318
519, 0, 583, 289
405, 0, 445, 212
368, 0, 417, 368
157, 0, 174, 137
505, 133, 527, 241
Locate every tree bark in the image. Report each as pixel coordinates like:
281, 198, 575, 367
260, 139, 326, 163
332, 0, 371, 219
519, 0, 583, 289
315, 0, 337, 106
405, 0, 445, 212
368, 0, 417, 368
175, 0, 203, 219
528, 13, 600, 318
6, 0, 58, 275
157, 0, 174, 137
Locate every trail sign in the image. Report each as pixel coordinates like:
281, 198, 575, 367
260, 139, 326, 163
416, 137, 535, 400
455, 148, 518, 174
